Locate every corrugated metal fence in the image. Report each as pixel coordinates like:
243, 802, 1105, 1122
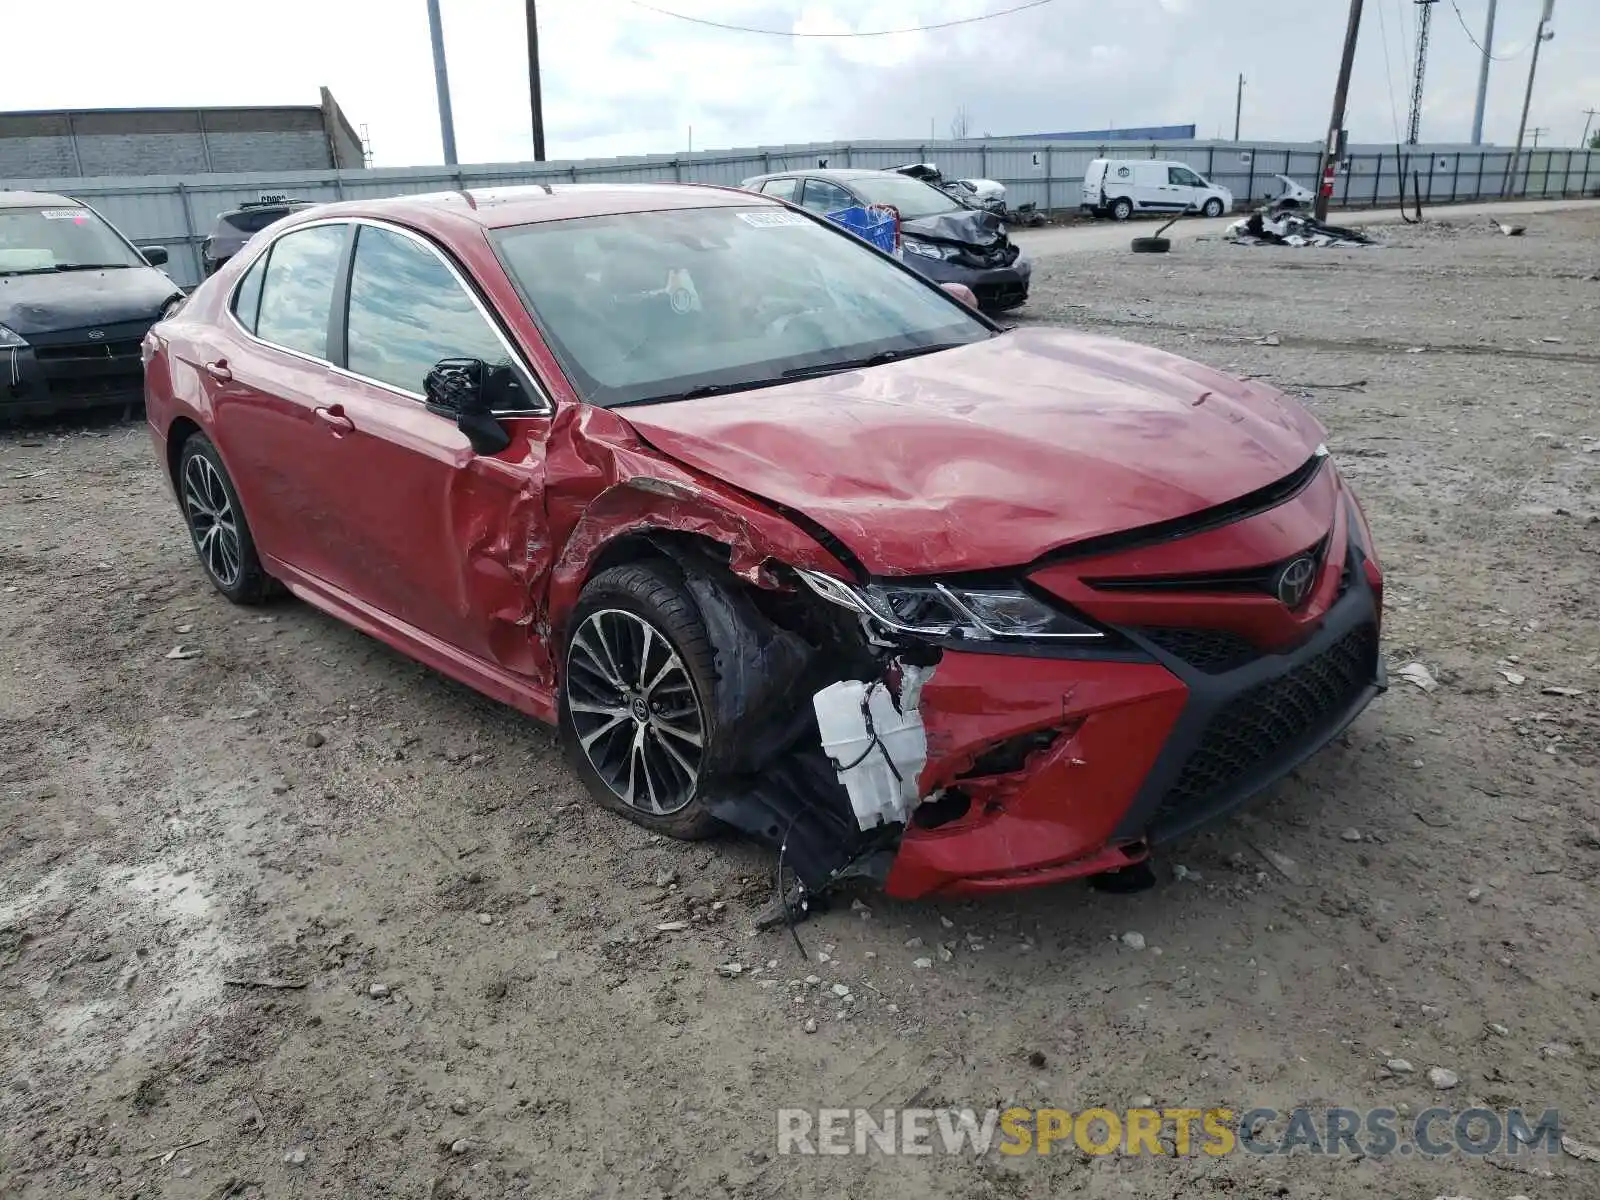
8, 138, 1596, 289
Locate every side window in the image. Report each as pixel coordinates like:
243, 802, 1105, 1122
799, 179, 855, 215
1171, 167, 1204, 187
231, 252, 267, 334
344, 224, 510, 396
255, 224, 346, 359
760, 178, 799, 202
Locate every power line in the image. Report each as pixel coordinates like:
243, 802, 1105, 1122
1374, 0, 1405, 142
1450, 0, 1521, 60
626, 0, 1057, 37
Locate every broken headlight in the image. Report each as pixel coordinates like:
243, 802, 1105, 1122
798, 570, 1104, 642
901, 237, 958, 261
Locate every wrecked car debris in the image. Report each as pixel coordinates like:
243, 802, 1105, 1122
1225, 210, 1377, 248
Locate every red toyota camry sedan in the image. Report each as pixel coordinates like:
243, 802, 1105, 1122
143, 183, 1384, 902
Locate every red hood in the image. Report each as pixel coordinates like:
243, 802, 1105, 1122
619, 327, 1325, 575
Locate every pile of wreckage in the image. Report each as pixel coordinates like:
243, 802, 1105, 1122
1224, 198, 1377, 248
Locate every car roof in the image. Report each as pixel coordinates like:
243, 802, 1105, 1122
292, 183, 777, 231
744, 169, 891, 183
0, 190, 80, 209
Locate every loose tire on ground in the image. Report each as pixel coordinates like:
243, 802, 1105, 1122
176, 432, 276, 605
560, 561, 724, 840
1130, 236, 1171, 254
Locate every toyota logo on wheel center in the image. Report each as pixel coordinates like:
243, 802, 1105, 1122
1275, 556, 1317, 607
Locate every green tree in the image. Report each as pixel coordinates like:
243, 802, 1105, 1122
1590, 130, 1600, 150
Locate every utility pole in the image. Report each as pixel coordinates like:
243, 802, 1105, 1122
1582, 108, 1598, 148
1469, 0, 1498, 144
1528, 126, 1547, 148
526, 0, 546, 160
1234, 74, 1245, 142
426, 0, 458, 165
1406, 0, 1438, 145
1314, 0, 1365, 221
1503, 0, 1556, 196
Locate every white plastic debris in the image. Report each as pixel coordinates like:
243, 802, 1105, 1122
1396, 662, 1439, 692
813, 665, 934, 831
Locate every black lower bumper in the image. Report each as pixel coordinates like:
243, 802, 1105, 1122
1111, 549, 1386, 845
904, 254, 1032, 311
2, 322, 150, 419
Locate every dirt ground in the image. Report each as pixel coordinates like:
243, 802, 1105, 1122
2, 208, 1598, 1200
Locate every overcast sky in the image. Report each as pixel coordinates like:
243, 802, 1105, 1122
4, 0, 1597, 167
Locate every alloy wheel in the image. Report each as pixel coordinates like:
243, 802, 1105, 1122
182, 454, 242, 588
566, 608, 705, 815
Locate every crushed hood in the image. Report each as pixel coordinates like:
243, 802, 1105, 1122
901, 208, 1005, 247
0, 267, 179, 335
620, 327, 1325, 576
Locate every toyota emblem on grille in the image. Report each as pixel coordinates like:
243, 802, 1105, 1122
1275, 556, 1316, 607
87, 329, 105, 340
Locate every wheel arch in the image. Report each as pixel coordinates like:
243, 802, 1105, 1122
166, 416, 204, 490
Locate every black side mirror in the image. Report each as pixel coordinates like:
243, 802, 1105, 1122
139, 245, 170, 266
423, 357, 511, 456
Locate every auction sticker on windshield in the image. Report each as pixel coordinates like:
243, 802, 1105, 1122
39, 210, 90, 221
737, 211, 810, 228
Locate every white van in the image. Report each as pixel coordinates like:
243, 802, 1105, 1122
1081, 159, 1234, 221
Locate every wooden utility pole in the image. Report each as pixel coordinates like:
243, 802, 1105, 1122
1234, 74, 1245, 142
1314, 0, 1365, 221
527, 0, 546, 160
1503, 0, 1555, 196
1581, 108, 1598, 148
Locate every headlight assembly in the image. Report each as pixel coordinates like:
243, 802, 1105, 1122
0, 323, 27, 349
900, 237, 957, 261
798, 570, 1104, 642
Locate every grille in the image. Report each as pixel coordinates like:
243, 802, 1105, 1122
1159, 623, 1377, 815
32, 339, 143, 363
1138, 626, 1259, 673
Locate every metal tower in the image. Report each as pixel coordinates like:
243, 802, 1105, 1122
1406, 0, 1439, 144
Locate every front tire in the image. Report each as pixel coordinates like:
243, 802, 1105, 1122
560, 562, 723, 840
1202, 198, 1226, 218
177, 433, 274, 604
1109, 198, 1134, 221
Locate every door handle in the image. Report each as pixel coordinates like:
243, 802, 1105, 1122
203, 359, 232, 382
315, 405, 355, 434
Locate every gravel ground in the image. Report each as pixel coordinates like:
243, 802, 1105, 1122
1, 208, 1598, 1200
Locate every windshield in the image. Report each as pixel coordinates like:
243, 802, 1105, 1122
0, 206, 145, 274
846, 175, 967, 219
491, 205, 991, 408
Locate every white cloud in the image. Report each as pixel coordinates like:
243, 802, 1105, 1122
0, 0, 1595, 169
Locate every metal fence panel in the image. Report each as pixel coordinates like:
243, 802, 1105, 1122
10, 138, 1594, 288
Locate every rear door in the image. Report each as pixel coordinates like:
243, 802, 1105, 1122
798, 177, 858, 216
202, 221, 354, 581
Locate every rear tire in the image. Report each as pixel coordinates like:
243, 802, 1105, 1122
1109, 198, 1134, 221
176, 433, 275, 605
1202, 198, 1226, 218
1131, 237, 1171, 254
560, 562, 724, 840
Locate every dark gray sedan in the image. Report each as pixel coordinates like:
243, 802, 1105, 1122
739, 168, 1029, 311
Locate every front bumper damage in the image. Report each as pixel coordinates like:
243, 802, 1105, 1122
692, 471, 1384, 906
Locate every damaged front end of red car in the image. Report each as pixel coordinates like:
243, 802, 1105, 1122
541, 439, 1384, 912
